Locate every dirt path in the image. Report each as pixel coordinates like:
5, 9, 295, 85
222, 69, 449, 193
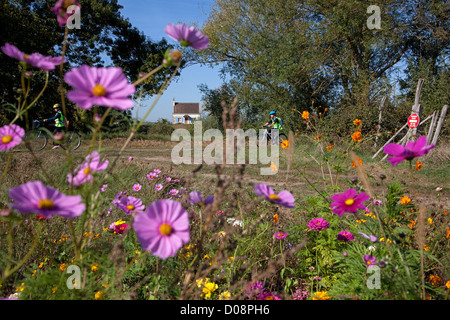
6, 138, 449, 209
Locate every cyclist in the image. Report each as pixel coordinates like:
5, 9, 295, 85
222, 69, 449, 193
263, 110, 283, 133
43, 103, 65, 149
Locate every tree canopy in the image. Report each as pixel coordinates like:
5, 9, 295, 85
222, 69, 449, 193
197, 0, 449, 133
0, 0, 180, 131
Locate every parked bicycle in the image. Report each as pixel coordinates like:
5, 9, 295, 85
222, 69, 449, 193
24, 120, 81, 151
256, 126, 288, 146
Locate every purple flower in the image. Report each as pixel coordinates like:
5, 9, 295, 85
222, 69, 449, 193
384, 136, 434, 166
132, 184, 141, 192
64, 65, 135, 110
308, 218, 330, 231
51, 0, 81, 27
133, 199, 190, 259
337, 230, 354, 242
8, 181, 85, 219
0, 124, 25, 151
164, 24, 209, 50
257, 291, 281, 300
67, 151, 109, 186
147, 172, 157, 180
293, 288, 310, 300
155, 184, 163, 191
189, 191, 214, 205
363, 255, 377, 268
330, 188, 370, 217
118, 196, 145, 215
244, 281, 265, 299
358, 232, 378, 242
1, 43, 65, 71
254, 184, 295, 208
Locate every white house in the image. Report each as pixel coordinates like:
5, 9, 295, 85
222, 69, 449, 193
172, 98, 201, 124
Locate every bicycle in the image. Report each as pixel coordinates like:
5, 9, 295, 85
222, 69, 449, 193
256, 126, 288, 147
24, 120, 81, 151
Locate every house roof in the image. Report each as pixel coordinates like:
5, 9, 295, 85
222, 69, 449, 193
173, 102, 200, 114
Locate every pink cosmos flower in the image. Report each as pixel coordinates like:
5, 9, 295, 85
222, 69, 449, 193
337, 230, 354, 242
155, 184, 163, 191
0, 124, 25, 151
147, 172, 157, 180
254, 184, 295, 208
274, 232, 288, 239
51, 0, 81, 27
363, 255, 377, 268
132, 184, 141, 192
331, 188, 370, 217
384, 136, 434, 166
1, 43, 66, 71
118, 196, 145, 215
8, 181, 85, 219
164, 24, 209, 50
64, 65, 135, 110
67, 151, 109, 186
133, 199, 190, 259
307, 218, 330, 231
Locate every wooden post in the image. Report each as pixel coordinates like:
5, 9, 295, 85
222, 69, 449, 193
378, 114, 433, 161
431, 105, 448, 145
426, 110, 438, 144
374, 96, 386, 148
404, 79, 424, 144
372, 122, 408, 159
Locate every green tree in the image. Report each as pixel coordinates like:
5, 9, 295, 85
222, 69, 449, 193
0, 0, 181, 131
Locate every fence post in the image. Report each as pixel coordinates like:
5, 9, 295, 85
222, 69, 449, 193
426, 110, 438, 144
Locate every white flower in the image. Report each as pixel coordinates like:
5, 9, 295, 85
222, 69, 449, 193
226, 218, 243, 227
368, 245, 376, 252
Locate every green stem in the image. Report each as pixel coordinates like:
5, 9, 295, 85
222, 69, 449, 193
2, 222, 43, 282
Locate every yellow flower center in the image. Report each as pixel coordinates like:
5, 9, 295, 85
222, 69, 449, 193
345, 199, 355, 206
83, 167, 92, 175
367, 261, 372, 265
24, 54, 30, 60
269, 194, 280, 201
126, 205, 135, 211
38, 199, 54, 210
159, 223, 173, 236
92, 84, 107, 97
1, 135, 13, 144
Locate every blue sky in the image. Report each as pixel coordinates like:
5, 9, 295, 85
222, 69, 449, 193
116, 0, 223, 122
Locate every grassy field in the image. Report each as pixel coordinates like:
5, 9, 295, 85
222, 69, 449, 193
0, 134, 449, 300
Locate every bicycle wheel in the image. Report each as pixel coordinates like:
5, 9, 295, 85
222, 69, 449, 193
64, 131, 81, 151
24, 130, 47, 151
279, 133, 288, 144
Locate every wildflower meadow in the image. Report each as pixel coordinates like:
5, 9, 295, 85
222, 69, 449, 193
0, 0, 449, 311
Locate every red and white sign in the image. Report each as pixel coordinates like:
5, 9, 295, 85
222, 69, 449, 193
408, 114, 420, 129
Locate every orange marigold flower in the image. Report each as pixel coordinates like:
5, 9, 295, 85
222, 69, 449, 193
409, 220, 416, 229
273, 214, 279, 223
351, 157, 363, 168
59, 263, 67, 271
351, 131, 362, 142
446, 227, 449, 239
326, 145, 333, 152
415, 161, 423, 171
314, 135, 322, 140
301, 111, 309, 120
429, 275, 441, 285
400, 196, 411, 205
353, 119, 362, 126
281, 139, 289, 149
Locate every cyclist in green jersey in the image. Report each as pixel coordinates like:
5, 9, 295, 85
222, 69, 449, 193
43, 103, 65, 149
263, 110, 283, 133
